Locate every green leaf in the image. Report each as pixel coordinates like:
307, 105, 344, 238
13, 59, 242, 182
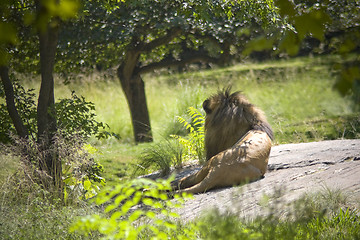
279, 31, 300, 56
129, 210, 144, 222
63, 176, 77, 186
274, 0, 296, 18
83, 143, 98, 154
105, 204, 117, 213
83, 179, 91, 190
142, 197, 154, 206
146, 211, 156, 219
243, 36, 275, 56
294, 10, 331, 41
0, 23, 17, 45
338, 38, 357, 54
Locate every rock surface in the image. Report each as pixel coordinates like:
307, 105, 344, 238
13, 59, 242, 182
171, 139, 360, 221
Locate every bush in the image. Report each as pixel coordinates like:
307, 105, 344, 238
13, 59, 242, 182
0, 133, 105, 204
0, 80, 37, 142
56, 91, 117, 140
70, 177, 197, 239
0, 78, 113, 203
0, 79, 115, 143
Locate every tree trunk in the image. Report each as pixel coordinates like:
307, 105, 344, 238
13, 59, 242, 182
37, 29, 58, 139
0, 66, 29, 138
36, 3, 61, 193
117, 61, 153, 143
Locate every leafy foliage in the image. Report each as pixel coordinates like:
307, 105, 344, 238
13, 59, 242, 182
0, 79, 115, 143
0, 0, 80, 67
171, 107, 205, 163
56, 0, 279, 75
62, 142, 106, 204
70, 177, 196, 239
56, 91, 117, 140
0, 79, 37, 142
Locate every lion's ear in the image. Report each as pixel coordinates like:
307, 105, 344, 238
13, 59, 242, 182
203, 99, 212, 114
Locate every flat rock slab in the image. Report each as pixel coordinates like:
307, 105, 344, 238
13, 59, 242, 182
173, 139, 360, 221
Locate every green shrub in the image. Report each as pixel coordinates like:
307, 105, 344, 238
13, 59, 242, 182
70, 176, 197, 239
56, 91, 117, 140
0, 78, 113, 203
0, 133, 105, 205
0, 79, 115, 143
0, 79, 37, 142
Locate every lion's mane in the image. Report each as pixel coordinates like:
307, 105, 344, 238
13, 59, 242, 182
203, 89, 273, 160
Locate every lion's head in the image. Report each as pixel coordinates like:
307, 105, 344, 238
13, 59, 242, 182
202, 88, 273, 160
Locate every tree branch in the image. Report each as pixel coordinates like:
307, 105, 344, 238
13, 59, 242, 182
138, 40, 231, 74
139, 27, 182, 52
138, 52, 219, 74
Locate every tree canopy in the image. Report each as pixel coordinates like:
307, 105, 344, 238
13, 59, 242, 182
57, 1, 278, 72
1, 0, 359, 144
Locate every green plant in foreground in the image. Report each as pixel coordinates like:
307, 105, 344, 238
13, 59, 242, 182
70, 176, 196, 239
171, 107, 205, 163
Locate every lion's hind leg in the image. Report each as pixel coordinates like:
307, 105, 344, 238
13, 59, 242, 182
178, 162, 263, 194
177, 168, 217, 194
176, 164, 210, 190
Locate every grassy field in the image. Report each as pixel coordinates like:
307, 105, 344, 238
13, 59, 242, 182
17, 55, 360, 183
1, 55, 360, 239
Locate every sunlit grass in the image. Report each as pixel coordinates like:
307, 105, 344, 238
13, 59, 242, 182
17, 56, 360, 182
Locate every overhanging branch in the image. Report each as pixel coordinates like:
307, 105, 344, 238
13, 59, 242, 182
138, 53, 219, 74
139, 27, 182, 52
138, 40, 231, 74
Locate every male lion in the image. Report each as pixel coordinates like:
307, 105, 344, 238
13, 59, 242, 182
176, 89, 274, 194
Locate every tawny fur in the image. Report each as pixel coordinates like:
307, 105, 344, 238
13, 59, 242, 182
176, 89, 273, 194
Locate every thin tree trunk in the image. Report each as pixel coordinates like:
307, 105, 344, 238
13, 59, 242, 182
36, 0, 61, 193
117, 61, 153, 143
0, 66, 29, 138
37, 29, 58, 139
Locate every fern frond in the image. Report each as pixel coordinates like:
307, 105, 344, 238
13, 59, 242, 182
172, 107, 205, 163
187, 107, 203, 119
176, 116, 195, 133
